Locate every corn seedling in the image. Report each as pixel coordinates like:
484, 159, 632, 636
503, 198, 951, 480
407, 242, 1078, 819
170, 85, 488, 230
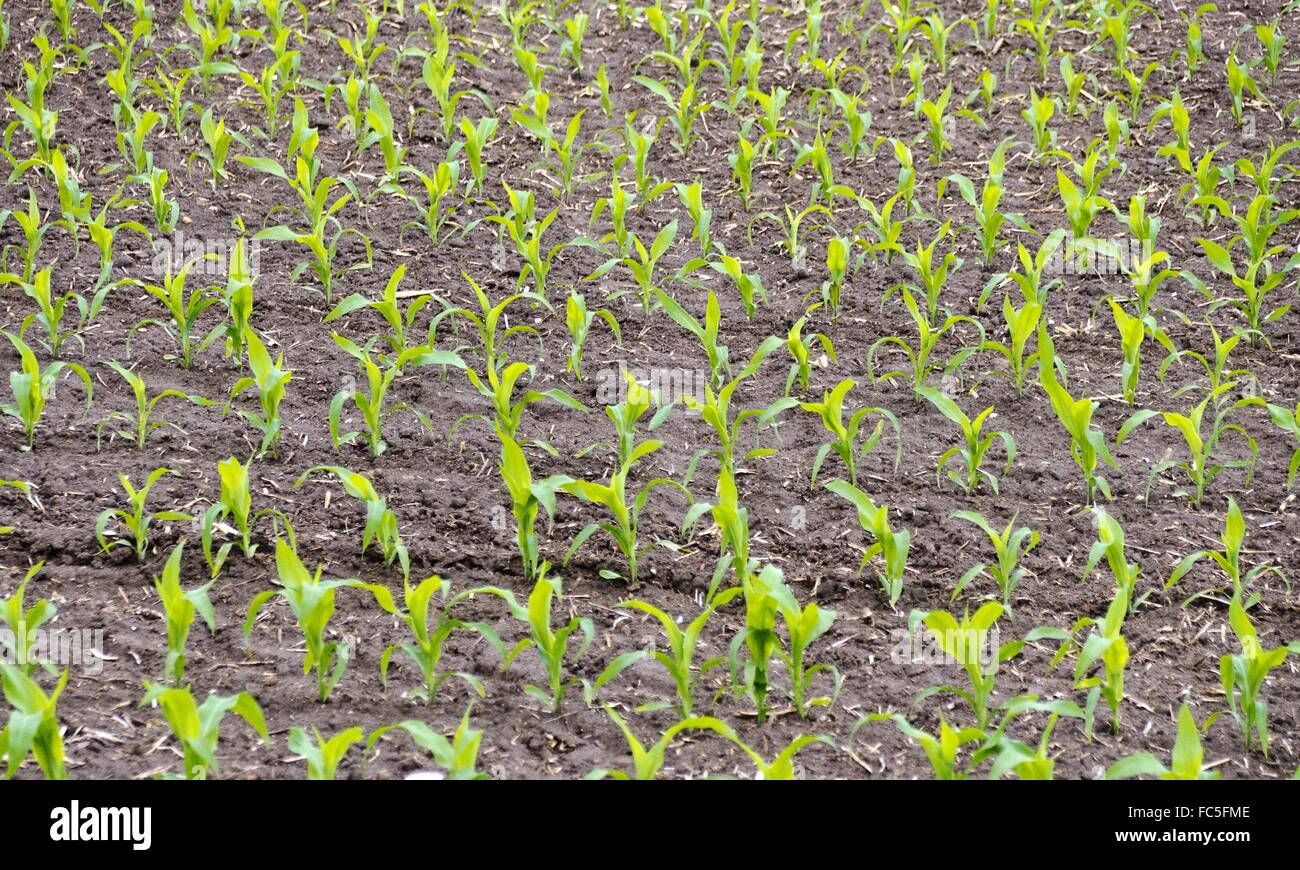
1220, 594, 1294, 754
366, 707, 486, 780
124, 258, 220, 369
1106, 703, 1219, 779
244, 539, 364, 703
563, 291, 620, 382
619, 588, 742, 717
287, 726, 363, 780
867, 289, 982, 400
140, 682, 268, 779
95, 468, 190, 561
560, 438, 690, 585
97, 361, 213, 450
0, 562, 55, 676
1167, 497, 1285, 609
749, 563, 840, 718
952, 511, 1039, 609
1037, 326, 1117, 504
917, 386, 1015, 495
824, 480, 911, 607
200, 456, 292, 580
295, 466, 409, 579
0, 665, 68, 780
361, 574, 497, 703
3, 330, 93, 452
1116, 383, 1257, 506
225, 331, 291, 458
908, 602, 1025, 729
587, 706, 738, 780
497, 430, 572, 583
1082, 509, 1146, 612
800, 378, 901, 487
783, 304, 836, 396
153, 542, 216, 687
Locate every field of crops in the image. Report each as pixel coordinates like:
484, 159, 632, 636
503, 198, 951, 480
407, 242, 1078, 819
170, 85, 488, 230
1, 0, 1298, 781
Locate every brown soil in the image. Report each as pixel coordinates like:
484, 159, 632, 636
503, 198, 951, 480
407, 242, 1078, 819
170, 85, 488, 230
1, 0, 1298, 779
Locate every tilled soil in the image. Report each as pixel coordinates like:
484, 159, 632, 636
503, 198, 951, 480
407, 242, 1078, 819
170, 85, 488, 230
1, 0, 1299, 779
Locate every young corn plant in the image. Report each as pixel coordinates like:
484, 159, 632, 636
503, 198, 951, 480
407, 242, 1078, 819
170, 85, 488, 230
1167, 497, 1286, 609
243, 539, 363, 703
799, 378, 901, 487
1106, 703, 1219, 780
478, 569, 616, 713
125, 258, 220, 369
980, 230, 1067, 310
497, 430, 572, 584
917, 386, 1015, 495
1044, 584, 1132, 736
978, 292, 1043, 397
1037, 326, 1118, 504
153, 542, 216, 687
225, 331, 291, 458
908, 602, 1024, 729
1192, 201, 1296, 342
97, 361, 213, 450
287, 726, 363, 780
586, 220, 679, 313
652, 287, 731, 391
328, 335, 458, 457
857, 713, 984, 780
1220, 594, 1294, 754
587, 707, 738, 780
139, 683, 268, 779
945, 143, 1031, 265
4, 268, 112, 358
1225, 51, 1263, 127
560, 448, 689, 586
295, 466, 409, 580
324, 265, 427, 357
680, 336, 788, 481
619, 588, 742, 717
1245, 397, 1300, 486
0, 562, 54, 675
783, 304, 836, 396
824, 480, 911, 607
728, 562, 783, 723
361, 574, 496, 703
200, 456, 292, 580
2, 331, 93, 451
867, 289, 982, 400
394, 161, 460, 247
1116, 382, 1257, 506
952, 511, 1039, 609
365, 706, 486, 780
1082, 509, 1146, 612
95, 468, 191, 561
563, 291, 620, 382
0, 665, 69, 780
748, 562, 840, 718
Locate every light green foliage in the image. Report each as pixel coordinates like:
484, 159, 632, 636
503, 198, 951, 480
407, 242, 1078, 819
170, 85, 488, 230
140, 682, 268, 779
366, 707, 486, 780
95, 467, 191, 561
800, 378, 901, 487
243, 539, 364, 703
824, 480, 910, 607
2, 331, 92, 451
153, 542, 216, 687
